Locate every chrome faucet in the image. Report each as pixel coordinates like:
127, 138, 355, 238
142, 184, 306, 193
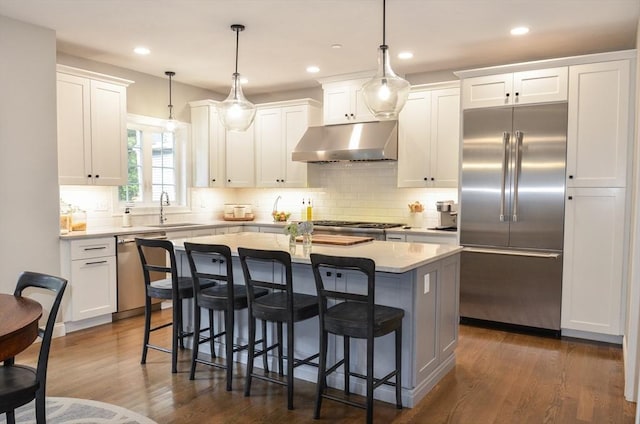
159, 191, 170, 224
272, 195, 282, 221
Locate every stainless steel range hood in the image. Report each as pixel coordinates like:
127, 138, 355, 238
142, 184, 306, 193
291, 121, 398, 162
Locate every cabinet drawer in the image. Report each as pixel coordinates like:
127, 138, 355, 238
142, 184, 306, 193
70, 237, 115, 260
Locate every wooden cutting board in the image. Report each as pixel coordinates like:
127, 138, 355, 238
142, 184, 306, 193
296, 234, 375, 246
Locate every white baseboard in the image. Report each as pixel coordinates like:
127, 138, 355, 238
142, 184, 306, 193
65, 314, 113, 333
53, 322, 66, 339
561, 328, 623, 344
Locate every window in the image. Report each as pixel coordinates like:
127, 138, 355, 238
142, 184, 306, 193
118, 115, 188, 208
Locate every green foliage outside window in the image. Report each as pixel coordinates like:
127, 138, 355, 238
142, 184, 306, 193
118, 130, 140, 202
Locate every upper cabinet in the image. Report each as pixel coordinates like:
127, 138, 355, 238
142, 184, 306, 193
190, 100, 255, 188
190, 100, 225, 188
255, 99, 321, 188
322, 78, 375, 124
56, 65, 132, 185
461, 67, 568, 109
566, 60, 631, 188
397, 84, 460, 188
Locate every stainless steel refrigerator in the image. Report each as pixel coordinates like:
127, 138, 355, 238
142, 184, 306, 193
459, 103, 567, 333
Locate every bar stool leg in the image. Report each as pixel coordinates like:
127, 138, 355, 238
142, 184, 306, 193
209, 309, 216, 358
189, 304, 202, 380
171, 298, 179, 373
314, 327, 328, 419
262, 319, 269, 373
286, 319, 294, 410
366, 334, 374, 424
244, 315, 256, 397
225, 308, 234, 391
395, 326, 402, 409
141, 296, 152, 365
344, 335, 350, 395
177, 298, 185, 349
277, 322, 284, 376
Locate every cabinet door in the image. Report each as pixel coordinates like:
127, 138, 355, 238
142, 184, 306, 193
438, 255, 459, 359
512, 67, 568, 105
226, 124, 255, 187
567, 60, 630, 188
461, 73, 512, 109
57, 73, 92, 185
430, 88, 460, 187
255, 108, 284, 187
414, 264, 439, 384
192, 104, 225, 188
397, 90, 431, 187
71, 256, 117, 321
283, 105, 309, 187
353, 84, 376, 123
561, 187, 625, 335
89, 80, 127, 185
323, 86, 351, 124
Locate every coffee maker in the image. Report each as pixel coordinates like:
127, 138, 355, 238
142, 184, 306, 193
436, 200, 457, 230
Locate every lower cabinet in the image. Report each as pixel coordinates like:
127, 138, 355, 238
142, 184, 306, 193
60, 237, 117, 322
561, 187, 626, 336
386, 232, 457, 245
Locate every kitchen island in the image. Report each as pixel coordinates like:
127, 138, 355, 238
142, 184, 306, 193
172, 232, 462, 408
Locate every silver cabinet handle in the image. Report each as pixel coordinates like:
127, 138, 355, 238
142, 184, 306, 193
84, 246, 107, 251
512, 130, 524, 222
85, 260, 108, 265
499, 132, 510, 222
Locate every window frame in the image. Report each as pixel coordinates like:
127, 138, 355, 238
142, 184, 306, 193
114, 114, 191, 215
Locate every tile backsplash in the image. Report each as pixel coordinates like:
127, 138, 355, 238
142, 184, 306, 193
60, 161, 458, 229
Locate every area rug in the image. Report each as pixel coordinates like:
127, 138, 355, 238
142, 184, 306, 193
0, 397, 157, 424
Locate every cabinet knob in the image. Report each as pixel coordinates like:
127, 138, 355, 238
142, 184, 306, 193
212, 179, 216, 182
423, 177, 428, 181
344, 114, 349, 118
336, 272, 342, 278
228, 179, 231, 182
281, 179, 285, 183
568, 175, 573, 179
350, 113, 354, 118
211, 258, 218, 263
430, 177, 435, 181
505, 93, 510, 97
220, 259, 225, 264
95, 174, 99, 178
87, 174, 92, 178
326, 271, 332, 277
568, 196, 573, 200
515, 92, 520, 96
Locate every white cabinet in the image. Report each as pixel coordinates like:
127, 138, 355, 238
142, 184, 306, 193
461, 67, 568, 109
398, 85, 460, 188
61, 237, 117, 322
56, 66, 132, 185
561, 188, 626, 336
386, 232, 457, 245
225, 122, 255, 187
322, 79, 376, 124
566, 60, 631, 188
190, 100, 225, 188
255, 100, 321, 188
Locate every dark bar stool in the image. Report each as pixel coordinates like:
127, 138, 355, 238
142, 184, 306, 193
238, 247, 319, 410
184, 242, 270, 390
136, 238, 215, 373
310, 253, 404, 424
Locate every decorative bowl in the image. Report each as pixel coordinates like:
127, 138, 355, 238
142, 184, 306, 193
272, 211, 291, 222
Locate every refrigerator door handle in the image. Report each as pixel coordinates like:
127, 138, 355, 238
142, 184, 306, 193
512, 130, 524, 222
499, 131, 511, 222
464, 247, 560, 259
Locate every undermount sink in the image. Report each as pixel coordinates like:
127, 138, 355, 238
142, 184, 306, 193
146, 222, 200, 228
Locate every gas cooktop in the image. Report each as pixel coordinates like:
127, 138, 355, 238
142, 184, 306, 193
311, 220, 404, 230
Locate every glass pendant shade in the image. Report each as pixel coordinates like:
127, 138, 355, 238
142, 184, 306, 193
362, 45, 410, 120
165, 118, 177, 133
219, 72, 256, 132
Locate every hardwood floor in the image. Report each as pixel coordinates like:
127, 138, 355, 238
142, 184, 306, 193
15, 310, 636, 423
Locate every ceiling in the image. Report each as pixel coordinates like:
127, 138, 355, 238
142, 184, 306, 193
0, 0, 638, 95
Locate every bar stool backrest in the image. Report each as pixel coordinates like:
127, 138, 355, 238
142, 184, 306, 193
238, 247, 293, 309
184, 242, 233, 301
135, 238, 178, 294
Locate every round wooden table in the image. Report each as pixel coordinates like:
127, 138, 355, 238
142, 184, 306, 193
0, 293, 43, 362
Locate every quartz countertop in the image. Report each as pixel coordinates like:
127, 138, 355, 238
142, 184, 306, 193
59, 220, 456, 240
171, 232, 462, 274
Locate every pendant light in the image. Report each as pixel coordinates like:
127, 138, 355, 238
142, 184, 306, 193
164, 71, 177, 132
218, 24, 256, 132
362, 0, 410, 120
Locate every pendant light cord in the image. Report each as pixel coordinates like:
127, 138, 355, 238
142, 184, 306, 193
233, 26, 240, 99
168, 73, 173, 119
381, 0, 388, 78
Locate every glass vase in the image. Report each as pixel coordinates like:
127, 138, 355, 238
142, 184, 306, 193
289, 234, 296, 253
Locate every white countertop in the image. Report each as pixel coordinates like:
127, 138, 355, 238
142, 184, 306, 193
59, 220, 457, 240
171, 232, 462, 274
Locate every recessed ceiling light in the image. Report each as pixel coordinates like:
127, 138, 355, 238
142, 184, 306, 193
510, 26, 530, 36
306, 66, 320, 73
133, 46, 150, 55
398, 51, 414, 60
240, 77, 249, 84
331, 44, 343, 49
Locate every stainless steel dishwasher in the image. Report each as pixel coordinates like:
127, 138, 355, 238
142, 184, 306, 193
114, 232, 166, 320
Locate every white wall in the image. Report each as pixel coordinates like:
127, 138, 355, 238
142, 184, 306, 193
0, 16, 60, 293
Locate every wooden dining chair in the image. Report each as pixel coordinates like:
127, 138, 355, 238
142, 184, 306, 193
0, 271, 67, 424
